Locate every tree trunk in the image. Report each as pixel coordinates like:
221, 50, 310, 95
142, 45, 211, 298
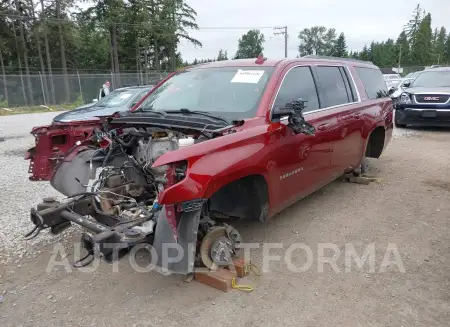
56, 0, 70, 103
40, 0, 56, 104
171, 1, 177, 71
108, 28, 115, 87
154, 38, 160, 71
29, 0, 49, 104
15, 0, 34, 105
144, 48, 148, 83
112, 23, 120, 87
135, 37, 140, 84
0, 45, 8, 105
12, 23, 27, 106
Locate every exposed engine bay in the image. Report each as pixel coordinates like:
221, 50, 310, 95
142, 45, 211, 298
26, 126, 244, 274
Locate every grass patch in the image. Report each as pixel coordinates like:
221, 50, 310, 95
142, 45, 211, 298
0, 103, 78, 116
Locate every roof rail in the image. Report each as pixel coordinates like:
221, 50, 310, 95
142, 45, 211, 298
302, 55, 374, 65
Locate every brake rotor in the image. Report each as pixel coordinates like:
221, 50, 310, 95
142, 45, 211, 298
199, 225, 242, 269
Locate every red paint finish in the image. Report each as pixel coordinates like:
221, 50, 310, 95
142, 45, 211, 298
152, 58, 393, 218
25, 121, 101, 181
27, 58, 393, 221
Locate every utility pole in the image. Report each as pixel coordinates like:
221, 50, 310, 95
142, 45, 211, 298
398, 45, 402, 72
274, 26, 288, 58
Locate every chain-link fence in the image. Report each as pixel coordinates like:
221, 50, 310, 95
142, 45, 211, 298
0, 71, 170, 108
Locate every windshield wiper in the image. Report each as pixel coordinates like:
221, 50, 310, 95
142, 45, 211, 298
134, 109, 167, 118
164, 108, 230, 125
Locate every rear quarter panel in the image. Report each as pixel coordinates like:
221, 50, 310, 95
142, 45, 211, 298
348, 65, 393, 153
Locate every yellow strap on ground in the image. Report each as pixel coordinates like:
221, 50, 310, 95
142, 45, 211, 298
231, 262, 261, 292
231, 277, 254, 292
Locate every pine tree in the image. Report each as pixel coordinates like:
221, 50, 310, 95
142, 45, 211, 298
334, 33, 347, 57
395, 31, 410, 66
217, 49, 228, 61
410, 13, 433, 65
443, 34, 450, 64
433, 27, 447, 64
405, 4, 424, 45
359, 46, 370, 61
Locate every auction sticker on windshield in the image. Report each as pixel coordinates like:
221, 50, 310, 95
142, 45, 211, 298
231, 69, 265, 83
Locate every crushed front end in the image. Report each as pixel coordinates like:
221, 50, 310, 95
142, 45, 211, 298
27, 123, 242, 274
25, 121, 102, 181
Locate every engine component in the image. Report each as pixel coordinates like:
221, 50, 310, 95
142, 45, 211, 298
134, 135, 179, 167
178, 137, 195, 148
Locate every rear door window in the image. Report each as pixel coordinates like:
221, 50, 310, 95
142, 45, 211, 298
314, 66, 351, 107
272, 66, 319, 114
355, 67, 388, 99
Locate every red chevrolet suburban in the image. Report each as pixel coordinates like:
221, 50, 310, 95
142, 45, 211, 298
26, 56, 393, 274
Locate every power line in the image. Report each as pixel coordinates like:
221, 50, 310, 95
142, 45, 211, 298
0, 13, 278, 30
273, 26, 288, 58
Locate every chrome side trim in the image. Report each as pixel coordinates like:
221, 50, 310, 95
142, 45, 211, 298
344, 66, 362, 102
270, 63, 362, 121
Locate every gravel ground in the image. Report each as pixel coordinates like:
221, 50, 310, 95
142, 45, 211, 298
0, 113, 449, 326
0, 112, 65, 263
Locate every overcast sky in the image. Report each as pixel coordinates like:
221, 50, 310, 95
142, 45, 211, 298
178, 0, 449, 62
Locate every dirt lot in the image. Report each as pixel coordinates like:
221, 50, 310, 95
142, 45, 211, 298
1, 122, 449, 327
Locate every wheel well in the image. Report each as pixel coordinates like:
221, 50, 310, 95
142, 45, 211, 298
365, 126, 385, 158
208, 174, 269, 222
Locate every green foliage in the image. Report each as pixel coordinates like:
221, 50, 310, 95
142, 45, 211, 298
350, 6, 448, 67
333, 33, 347, 58
410, 13, 433, 65
217, 49, 228, 61
0, 0, 201, 73
298, 26, 327, 56
235, 29, 265, 59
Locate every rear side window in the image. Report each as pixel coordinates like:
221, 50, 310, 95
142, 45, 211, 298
272, 66, 319, 113
315, 66, 351, 107
355, 67, 388, 100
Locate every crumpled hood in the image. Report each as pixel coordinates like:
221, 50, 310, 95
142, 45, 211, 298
53, 104, 128, 122
404, 86, 450, 94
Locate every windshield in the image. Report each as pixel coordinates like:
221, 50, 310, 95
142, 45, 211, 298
411, 71, 450, 88
96, 89, 141, 107
138, 66, 274, 120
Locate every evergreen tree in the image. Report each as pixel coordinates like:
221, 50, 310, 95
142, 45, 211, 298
433, 27, 447, 64
217, 49, 228, 61
359, 45, 370, 61
410, 13, 433, 65
443, 34, 450, 64
395, 31, 410, 66
404, 4, 424, 45
333, 33, 347, 57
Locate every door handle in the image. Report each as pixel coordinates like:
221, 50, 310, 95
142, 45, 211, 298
317, 123, 329, 131
353, 113, 362, 119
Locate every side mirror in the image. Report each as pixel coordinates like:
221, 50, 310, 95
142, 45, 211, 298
272, 99, 315, 136
402, 82, 410, 88
92, 99, 98, 103
388, 87, 396, 95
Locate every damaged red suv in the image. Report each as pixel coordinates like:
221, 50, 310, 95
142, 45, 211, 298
26, 56, 393, 274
